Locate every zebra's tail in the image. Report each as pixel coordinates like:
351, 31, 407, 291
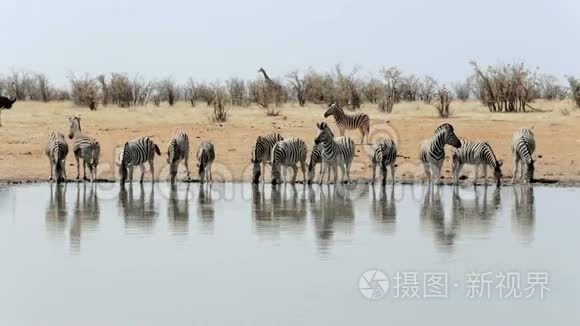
154, 144, 161, 156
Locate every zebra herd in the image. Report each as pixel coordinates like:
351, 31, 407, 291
44, 104, 537, 186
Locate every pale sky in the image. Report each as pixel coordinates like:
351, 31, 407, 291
1, 0, 579, 86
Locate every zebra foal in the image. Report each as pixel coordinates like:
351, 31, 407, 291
251, 133, 283, 183
370, 138, 397, 185
511, 128, 536, 184
324, 103, 370, 144
271, 137, 308, 185
167, 130, 190, 183
45, 131, 69, 182
68, 116, 100, 182
314, 122, 355, 184
197, 141, 215, 183
119, 137, 161, 184
452, 139, 503, 186
419, 123, 462, 184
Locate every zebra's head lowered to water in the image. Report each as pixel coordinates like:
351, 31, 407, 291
493, 159, 504, 186
67, 115, 82, 139
435, 123, 462, 148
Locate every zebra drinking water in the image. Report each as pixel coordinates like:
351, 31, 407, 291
167, 130, 190, 183
271, 137, 308, 185
307, 143, 325, 184
67, 116, 100, 182
419, 123, 462, 184
45, 131, 69, 182
197, 141, 215, 183
324, 103, 370, 144
314, 122, 355, 184
251, 133, 283, 183
369, 137, 397, 185
511, 128, 536, 183
119, 137, 161, 184
452, 139, 503, 186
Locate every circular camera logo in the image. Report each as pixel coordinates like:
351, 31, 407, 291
359, 269, 389, 300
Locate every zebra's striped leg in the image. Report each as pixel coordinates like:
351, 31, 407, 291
333, 163, 339, 184
390, 163, 396, 184
338, 163, 346, 184
139, 165, 145, 183
49, 160, 54, 181
261, 162, 266, 183
83, 160, 88, 181
75, 155, 81, 180
512, 157, 519, 183
345, 162, 351, 184
434, 162, 443, 185
319, 163, 326, 185
61, 159, 67, 181
129, 166, 134, 183
360, 129, 365, 144
208, 163, 213, 182
184, 157, 191, 180
371, 163, 376, 184
300, 161, 306, 184
482, 165, 488, 185
290, 165, 298, 184
423, 163, 431, 184
149, 161, 155, 183
473, 164, 479, 185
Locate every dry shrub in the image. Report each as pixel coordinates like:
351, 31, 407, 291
434, 86, 452, 118
226, 77, 247, 106
333, 65, 362, 109
158, 78, 178, 106
566, 76, 580, 109
539, 74, 567, 101
287, 70, 306, 107
304, 69, 335, 104
453, 78, 471, 101
69, 74, 99, 110
211, 86, 229, 122
362, 77, 382, 103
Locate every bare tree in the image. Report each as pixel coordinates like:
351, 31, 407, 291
287, 70, 306, 107
434, 86, 452, 118
567, 76, 580, 109
453, 78, 471, 101
419, 75, 437, 103
69, 74, 99, 110
211, 85, 229, 122
226, 77, 246, 106
158, 78, 178, 106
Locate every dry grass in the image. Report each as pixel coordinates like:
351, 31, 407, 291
1, 100, 579, 182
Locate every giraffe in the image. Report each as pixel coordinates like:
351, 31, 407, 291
258, 67, 284, 106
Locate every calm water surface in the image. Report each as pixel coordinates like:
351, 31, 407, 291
0, 183, 578, 325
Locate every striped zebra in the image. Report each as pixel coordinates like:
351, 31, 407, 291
67, 116, 100, 182
369, 137, 397, 184
452, 139, 503, 186
324, 103, 370, 144
167, 130, 190, 183
314, 122, 355, 184
251, 133, 283, 183
419, 123, 462, 184
197, 140, 215, 183
271, 137, 308, 184
45, 131, 69, 182
307, 143, 325, 184
119, 137, 161, 184
512, 128, 536, 183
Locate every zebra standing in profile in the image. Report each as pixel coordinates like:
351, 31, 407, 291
197, 140, 215, 183
452, 139, 503, 186
251, 133, 283, 183
324, 103, 370, 144
419, 123, 462, 184
167, 130, 190, 183
271, 137, 308, 185
369, 137, 397, 185
119, 137, 161, 184
45, 131, 69, 182
512, 128, 536, 183
314, 122, 355, 184
67, 116, 100, 182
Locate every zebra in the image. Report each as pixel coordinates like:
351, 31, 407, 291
512, 128, 536, 184
369, 137, 397, 185
324, 103, 370, 144
419, 123, 462, 184
307, 143, 325, 184
45, 131, 69, 182
251, 133, 283, 183
167, 130, 190, 183
314, 122, 355, 184
119, 137, 161, 184
452, 139, 503, 186
197, 140, 215, 183
67, 116, 100, 182
271, 137, 308, 185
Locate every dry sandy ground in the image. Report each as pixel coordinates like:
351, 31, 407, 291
1, 100, 579, 184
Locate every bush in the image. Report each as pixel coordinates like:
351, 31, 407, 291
69, 74, 99, 110
434, 86, 452, 118
211, 86, 229, 122
226, 77, 246, 106
453, 78, 471, 101
287, 70, 306, 107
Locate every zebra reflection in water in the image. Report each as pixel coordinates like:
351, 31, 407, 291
451, 186, 501, 236
69, 182, 100, 254
168, 184, 190, 236
251, 184, 307, 238
118, 183, 158, 234
308, 184, 355, 255
370, 184, 397, 235
512, 185, 535, 243
420, 186, 457, 250
46, 183, 68, 236
197, 183, 215, 233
